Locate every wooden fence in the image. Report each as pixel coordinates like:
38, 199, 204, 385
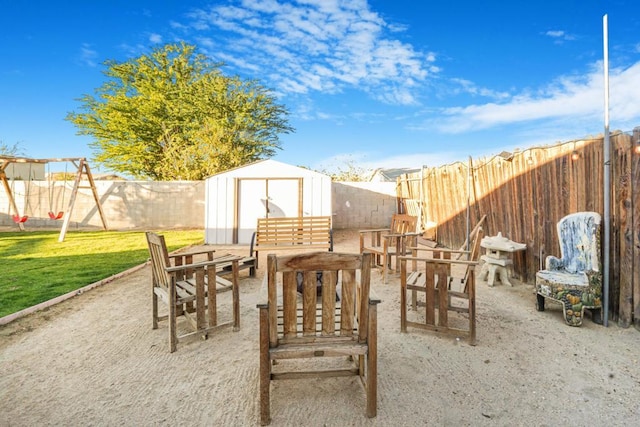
397, 129, 640, 329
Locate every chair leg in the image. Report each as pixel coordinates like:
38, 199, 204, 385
152, 290, 159, 330
232, 260, 240, 331
536, 293, 545, 311
590, 307, 603, 325
169, 301, 177, 353
259, 308, 271, 425
366, 304, 378, 418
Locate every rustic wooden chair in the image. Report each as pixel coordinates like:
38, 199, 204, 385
399, 229, 481, 345
257, 251, 380, 425
535, 212, 602, 326
359, 213, 419, 283
408, 227, 483, 312
145, 232, 240, 352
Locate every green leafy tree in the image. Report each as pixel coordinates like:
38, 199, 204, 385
66, 43, 293, 180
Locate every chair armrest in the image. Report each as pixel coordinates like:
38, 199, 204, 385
168, 248, 215, 260
383, 231, 421, 239
409, 247, 470, 259
359, 228, 391, 235
164, 256, 240, 274
545, 255, 564, 270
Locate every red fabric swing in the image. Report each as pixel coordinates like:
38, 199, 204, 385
47, 163, 66, 220
48, 211, 64, 220
10, 165, 31, 224
12, 214, 28, 223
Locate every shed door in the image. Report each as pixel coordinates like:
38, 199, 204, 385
236, 178, 303, 244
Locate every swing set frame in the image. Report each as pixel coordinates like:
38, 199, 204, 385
1, 157, 108, 242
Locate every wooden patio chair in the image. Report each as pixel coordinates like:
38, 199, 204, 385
408, 227, 483, 312
399, 229, 482, 345
257, 251, 380, 425
145, 232, 240, 352
359, 213, 419, 283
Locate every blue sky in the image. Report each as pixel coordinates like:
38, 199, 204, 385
2, 0, 639, 174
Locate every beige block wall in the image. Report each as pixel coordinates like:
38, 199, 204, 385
0, 181, 205, 230
1, 180, 396, 230
331, 182, 397, 229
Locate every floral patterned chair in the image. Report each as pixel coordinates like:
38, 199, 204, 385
535, 212, 602, 326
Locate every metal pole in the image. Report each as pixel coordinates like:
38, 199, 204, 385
466, 157, 471, 251
602, 14, 610, 327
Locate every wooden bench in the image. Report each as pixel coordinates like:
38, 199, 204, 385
250, 216, 333, 270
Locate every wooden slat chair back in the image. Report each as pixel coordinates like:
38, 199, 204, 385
257, 251, 380, 425
399, 255, 479, 345
146, 232, 240, 352
408, 227, 483, 310
359, 213, 419, 283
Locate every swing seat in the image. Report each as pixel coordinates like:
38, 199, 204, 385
13, 215, 28, 223
48, 211, 64, 220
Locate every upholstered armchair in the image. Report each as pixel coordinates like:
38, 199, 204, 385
535, 212, 602, 326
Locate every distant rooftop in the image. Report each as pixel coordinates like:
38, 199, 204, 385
368, 167, 421, 182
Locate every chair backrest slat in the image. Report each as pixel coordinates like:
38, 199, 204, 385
267, 252, 371, 342
282, 271, 298, 338
340, 269, 356, 336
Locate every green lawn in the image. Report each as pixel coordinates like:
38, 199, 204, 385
0, 229, 204, 318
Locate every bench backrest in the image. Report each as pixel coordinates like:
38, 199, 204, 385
255, 216, 332, 249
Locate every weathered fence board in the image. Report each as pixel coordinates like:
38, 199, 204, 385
398, 130, 639, 329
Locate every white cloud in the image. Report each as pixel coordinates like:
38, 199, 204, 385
426, 61, 640, 134
79, 43, 98, 67
180, 0, 434, 105
149, 33, 163, 44
544, 29, 577, 44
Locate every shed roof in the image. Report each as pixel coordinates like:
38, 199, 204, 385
205, 159, 328, 180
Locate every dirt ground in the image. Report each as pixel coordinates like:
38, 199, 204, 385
1, 230, 639, 426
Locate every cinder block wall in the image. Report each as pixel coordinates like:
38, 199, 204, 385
0, 181, 205, 230
331, 182, 397, 229
1, 180, 396, 230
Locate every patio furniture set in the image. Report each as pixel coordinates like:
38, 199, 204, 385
145, 210, 602, 424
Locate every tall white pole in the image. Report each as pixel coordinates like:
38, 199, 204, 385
603, 14, 611, 327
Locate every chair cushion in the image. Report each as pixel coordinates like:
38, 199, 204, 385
536, 270, 589, 288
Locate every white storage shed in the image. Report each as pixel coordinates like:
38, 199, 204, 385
204, 159, 332, 244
